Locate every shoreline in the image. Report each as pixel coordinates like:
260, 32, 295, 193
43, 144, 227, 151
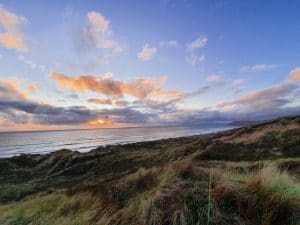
0, 125, 239, 159
0, 115, 299, 224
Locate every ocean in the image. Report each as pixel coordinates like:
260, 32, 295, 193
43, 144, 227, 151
0, 124, 236, 158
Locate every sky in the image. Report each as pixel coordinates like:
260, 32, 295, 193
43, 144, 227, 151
0, 0, 300, 131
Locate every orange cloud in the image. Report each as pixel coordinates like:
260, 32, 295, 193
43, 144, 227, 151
0, 5, 27, 51
0, 78, 27, 100
287, 67, 300, 82
138, 44, 157, 61
50, 71, 184, 99
28, 82, 39, 92
0, 32, 25, 50
86, 11, 121, 53
148, 89, 185, 98
87, 98, 113, 105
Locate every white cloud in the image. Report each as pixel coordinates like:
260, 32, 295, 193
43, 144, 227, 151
17, 55, 36, 69
40, 65, 46, 72
86, 11, 121, 53
186, 53, 204, 66
68, 10, 122, 69
187, 37, 208, 51
240, 64, 278, 73
0, 54, 2, 60
159, 40, 179, 47
230, 79, 245, 94
138, 44, 157, 61
287, 67, 300, 82
186, 37, 207, 66
0, 5, 27, 51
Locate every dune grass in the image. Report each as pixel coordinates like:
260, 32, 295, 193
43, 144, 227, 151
0, 161, 299, 225
214, 165, 300, 225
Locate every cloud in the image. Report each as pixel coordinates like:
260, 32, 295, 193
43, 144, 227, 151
229, 79, 245, 94
187, 37, 208, 51
159, 40, 179, 47
240, 64, 278, 73
114, 99, 128, 106
0, 78, 27, 100
68, 10, 121, 69
0, 99, 156, 126
85, 11, 121, 53
73, 11, 121, 53
287, 67, 300, 82
148, 89, 185, 98
0, 77, 299, 129
40, 65, 46, 72
232, 79, 244, 86
87, 98, 113, 105
186, 54, 205, 66
218, 83, 298, 112
0, 5, 27, 51
28, 83, 38, 92
131, 85, 212, 114
17, 55, 36, 69
206, 74, 220, 83
50, 71, 183, 99
185, 37, 206, 66
138, 44, 157, 61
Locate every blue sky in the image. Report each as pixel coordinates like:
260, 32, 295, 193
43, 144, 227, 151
0, 0, 299, 131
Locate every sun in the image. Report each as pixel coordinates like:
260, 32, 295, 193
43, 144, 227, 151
88, 118, 113, 126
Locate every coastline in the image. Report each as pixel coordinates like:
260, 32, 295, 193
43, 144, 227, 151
0, 124, 238, 159
0, 115, 299, 224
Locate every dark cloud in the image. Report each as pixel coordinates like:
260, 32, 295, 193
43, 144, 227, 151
0, 80, 299, 129
218, 83, 298, 112
0, 100, 156, 125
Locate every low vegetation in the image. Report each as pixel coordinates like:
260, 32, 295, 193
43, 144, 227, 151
0, 115, 299, 225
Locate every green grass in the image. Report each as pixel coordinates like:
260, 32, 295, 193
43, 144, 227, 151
0, 116, 299, 225
214, 165, 300, 225
0, 162, 299, 225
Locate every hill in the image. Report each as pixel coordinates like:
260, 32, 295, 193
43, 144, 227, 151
0, 115, 299, 225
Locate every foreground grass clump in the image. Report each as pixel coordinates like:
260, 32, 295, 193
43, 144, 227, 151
214, 165, 300, 225
0, 192, 100, 225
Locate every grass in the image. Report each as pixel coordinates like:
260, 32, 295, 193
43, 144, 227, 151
0, 162, 299, 225
214, 165, 300, 225
0, 115, 299, 225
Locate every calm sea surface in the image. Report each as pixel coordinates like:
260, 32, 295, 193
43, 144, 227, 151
0, 124, 236, 158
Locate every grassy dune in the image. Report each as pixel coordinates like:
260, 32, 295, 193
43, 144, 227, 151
0, 116, 299, 225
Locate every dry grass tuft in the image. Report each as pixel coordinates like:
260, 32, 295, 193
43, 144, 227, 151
214, 165, 300, 225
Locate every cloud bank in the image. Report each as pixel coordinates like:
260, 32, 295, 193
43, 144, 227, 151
50, 71, 184, 99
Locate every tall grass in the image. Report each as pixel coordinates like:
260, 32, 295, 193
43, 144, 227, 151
0, 162, 298, 225
214, 164, 300, 225
207, 168, 212, 225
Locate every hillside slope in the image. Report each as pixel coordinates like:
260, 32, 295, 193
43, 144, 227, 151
0, 116, 299, 225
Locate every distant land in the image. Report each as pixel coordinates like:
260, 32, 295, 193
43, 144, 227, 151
229, 120, 263, 126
